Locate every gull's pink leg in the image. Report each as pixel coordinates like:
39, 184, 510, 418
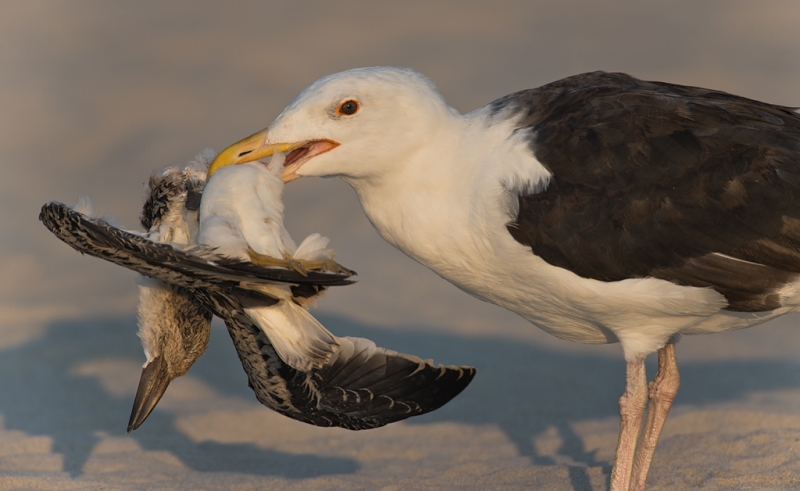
629, 339, 680, 491
610, 358, 648, 491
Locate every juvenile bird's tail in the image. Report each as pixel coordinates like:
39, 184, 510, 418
245, 299, 339, 372
294, 233, 335, 262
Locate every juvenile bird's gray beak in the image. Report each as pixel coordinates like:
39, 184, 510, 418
128, 355, 172, 433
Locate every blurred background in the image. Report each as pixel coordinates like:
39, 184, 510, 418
4, 0, 800, 344
3, 1, 800, 488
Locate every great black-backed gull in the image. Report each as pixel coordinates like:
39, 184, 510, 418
208, 67, 800, 490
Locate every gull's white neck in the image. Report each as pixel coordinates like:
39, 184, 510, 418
344, 107, 544, 285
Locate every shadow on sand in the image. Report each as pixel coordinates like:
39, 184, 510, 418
2, 311, 799, 489
0, 314, 358, 479
316, 313, 800, 490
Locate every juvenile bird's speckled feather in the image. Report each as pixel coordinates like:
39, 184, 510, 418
40, 150, 475, 431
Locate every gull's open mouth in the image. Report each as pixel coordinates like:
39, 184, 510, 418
285, 146, 309, 166
282, 139, 339, 182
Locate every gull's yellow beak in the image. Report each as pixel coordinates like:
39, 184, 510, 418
207, 128, 303, 179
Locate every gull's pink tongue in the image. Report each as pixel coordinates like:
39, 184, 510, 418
285, 147, 308, 166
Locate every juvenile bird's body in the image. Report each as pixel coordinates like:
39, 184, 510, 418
197, 162, 294, 261
40, 147, 476, 432
198, 156, 340, 371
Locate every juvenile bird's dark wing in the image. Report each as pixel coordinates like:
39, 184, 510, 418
218, 300, 475, 430
42, 200, 473, 429
39, 202, 355, 305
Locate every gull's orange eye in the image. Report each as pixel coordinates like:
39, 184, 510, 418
337, 100, 359, 116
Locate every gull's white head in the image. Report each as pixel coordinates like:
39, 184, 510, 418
208, 67, 459, 184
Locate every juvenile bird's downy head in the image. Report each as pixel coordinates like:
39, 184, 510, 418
129, 280, 212, 432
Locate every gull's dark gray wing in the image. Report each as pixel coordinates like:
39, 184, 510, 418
498, 71, 800, 311
39, 202, 355, 303
218, 301, 476, 430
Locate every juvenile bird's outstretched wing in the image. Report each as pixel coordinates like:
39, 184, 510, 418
39, 201, 355, 308
219, 299, 476, 430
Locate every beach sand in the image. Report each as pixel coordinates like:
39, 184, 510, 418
3, 1, 800, 489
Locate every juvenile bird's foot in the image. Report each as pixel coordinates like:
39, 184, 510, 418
319, 259, 352, 275
247, 246, 310, 276
247, 247, 352, 276
297, 258, 352, 275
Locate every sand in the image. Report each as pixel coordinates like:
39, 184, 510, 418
3, 1, 800, 489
